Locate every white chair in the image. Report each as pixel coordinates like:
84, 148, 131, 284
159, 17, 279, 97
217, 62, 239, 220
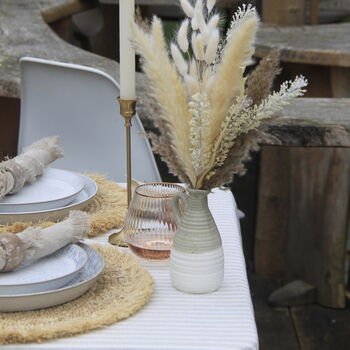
19, 57, 161, 182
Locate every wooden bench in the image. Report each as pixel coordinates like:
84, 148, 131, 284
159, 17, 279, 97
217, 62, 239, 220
262, 0, 350, 26
255, 23, 350, 98
0, 0, 152, 159
254, 98, 350, 309
253, 1, 350, 309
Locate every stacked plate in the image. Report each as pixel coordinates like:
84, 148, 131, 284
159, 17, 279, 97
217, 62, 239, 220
0, 243, 104, 312
0, 168, 98, 224
0, 168, 103, 312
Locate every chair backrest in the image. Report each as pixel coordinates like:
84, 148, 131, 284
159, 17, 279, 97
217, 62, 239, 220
19, 57, 161, 182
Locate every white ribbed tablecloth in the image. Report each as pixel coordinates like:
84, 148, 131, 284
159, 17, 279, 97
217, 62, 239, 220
5, 188, 258, 350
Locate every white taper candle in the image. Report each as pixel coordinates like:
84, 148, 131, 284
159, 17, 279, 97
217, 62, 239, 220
119, 0, 136, 100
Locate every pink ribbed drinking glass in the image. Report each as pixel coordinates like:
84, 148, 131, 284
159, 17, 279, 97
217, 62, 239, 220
124, 183, 185, 260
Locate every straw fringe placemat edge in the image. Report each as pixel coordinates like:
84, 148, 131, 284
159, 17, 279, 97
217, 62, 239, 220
0, 244, 154, 344
0, 174, 127, 237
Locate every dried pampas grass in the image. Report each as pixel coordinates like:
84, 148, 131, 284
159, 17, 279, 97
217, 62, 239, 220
132, 18, 196, 185
133, 2, 307, 189
246, 50, 282, 105
208, 15, 258, 144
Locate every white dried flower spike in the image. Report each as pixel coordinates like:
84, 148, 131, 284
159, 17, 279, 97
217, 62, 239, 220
228, 4, 256, 35
205, 29, 220, 64
207, 0, 216, 13
177, 19, 189, 52
205, 74, 215, 93
184, 74, 200, 95
201, 13, 220, 45
192, 33, 205, 60
189, 59, 198, 79
195, 0, 207, 33
191, 13, 199, 30
180, 0, 194, 18
207, 14, 220, 32
171, 43, 188, 76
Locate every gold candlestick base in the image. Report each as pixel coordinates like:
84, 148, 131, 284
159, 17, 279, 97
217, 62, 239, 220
109, 98, 136, 247
118, 98, 137, 207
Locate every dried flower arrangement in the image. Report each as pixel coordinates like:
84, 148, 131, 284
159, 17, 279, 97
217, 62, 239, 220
133, 1, 307, 189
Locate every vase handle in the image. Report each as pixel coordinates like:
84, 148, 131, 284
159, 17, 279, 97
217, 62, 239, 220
172, 192, 188, 226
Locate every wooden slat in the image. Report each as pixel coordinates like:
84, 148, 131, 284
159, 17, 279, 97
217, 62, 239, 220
310, 0, 319, 24
249, 275, 300, 350
255, 147, 290, 279
291, 304, 350, 349
99, 0, 235, 7
262, 0, 306, 25
255, 23, 350, 67
41, 0, 92, 23
319, 0, 350, 11
255, 146, 350, 308
330, 67, 350, 97
266, 98, 350, 147
0, 97, 20, 160
230, 153, 260, 270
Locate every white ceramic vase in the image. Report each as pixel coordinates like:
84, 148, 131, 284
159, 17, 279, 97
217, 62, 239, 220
170, 189, 224, 294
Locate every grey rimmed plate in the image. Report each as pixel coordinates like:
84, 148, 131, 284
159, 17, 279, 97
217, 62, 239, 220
0, 175, 97, 224
0, 168, 85, 213
0, 244, 88, 295
0, 243, 104, 312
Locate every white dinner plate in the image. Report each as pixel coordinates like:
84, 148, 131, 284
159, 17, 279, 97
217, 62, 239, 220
0, 244, 88, 295
0, 168, 85, 213
0, 243, 104, 312
0, 175, 98, 224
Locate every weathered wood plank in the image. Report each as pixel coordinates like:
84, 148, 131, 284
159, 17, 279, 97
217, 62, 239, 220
0, 97, 20, 160
99, 0, 238, 7
262, 0, 306, 25
249, 275, 300, 350
310, 0, 319, 24
255, 146, 350, 308
267, 98, 350, 147
0, 0, 153, 119
230, 152, 260, 270
100, 0, 179, 5
330, 67, 350, 97
287, 147, 349, 308
255, 147, 290, 279
319, 0, 350, 11
1, 2, 350, 148
291, 304, 350, 350
41, 0, 92, 23
255, 23, 350, 67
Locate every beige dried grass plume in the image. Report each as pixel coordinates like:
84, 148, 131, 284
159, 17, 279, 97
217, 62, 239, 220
133, 1, 307, 189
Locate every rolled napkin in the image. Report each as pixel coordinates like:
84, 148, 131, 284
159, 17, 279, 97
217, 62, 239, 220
0, 136, 64, 199
0, 211, 90, 272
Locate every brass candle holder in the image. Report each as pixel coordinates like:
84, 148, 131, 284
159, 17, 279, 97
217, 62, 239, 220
109, 97, 137, 247
118, 98, 137, 207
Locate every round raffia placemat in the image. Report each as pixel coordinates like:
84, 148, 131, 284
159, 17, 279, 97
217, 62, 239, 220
0, 244, 154, 345
0, 174, 127, 238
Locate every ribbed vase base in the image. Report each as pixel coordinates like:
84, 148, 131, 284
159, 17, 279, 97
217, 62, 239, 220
170, 247, 224, 294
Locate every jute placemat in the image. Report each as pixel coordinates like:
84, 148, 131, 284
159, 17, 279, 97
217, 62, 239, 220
0, 174, 127, 238
0, 244, 154, 344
